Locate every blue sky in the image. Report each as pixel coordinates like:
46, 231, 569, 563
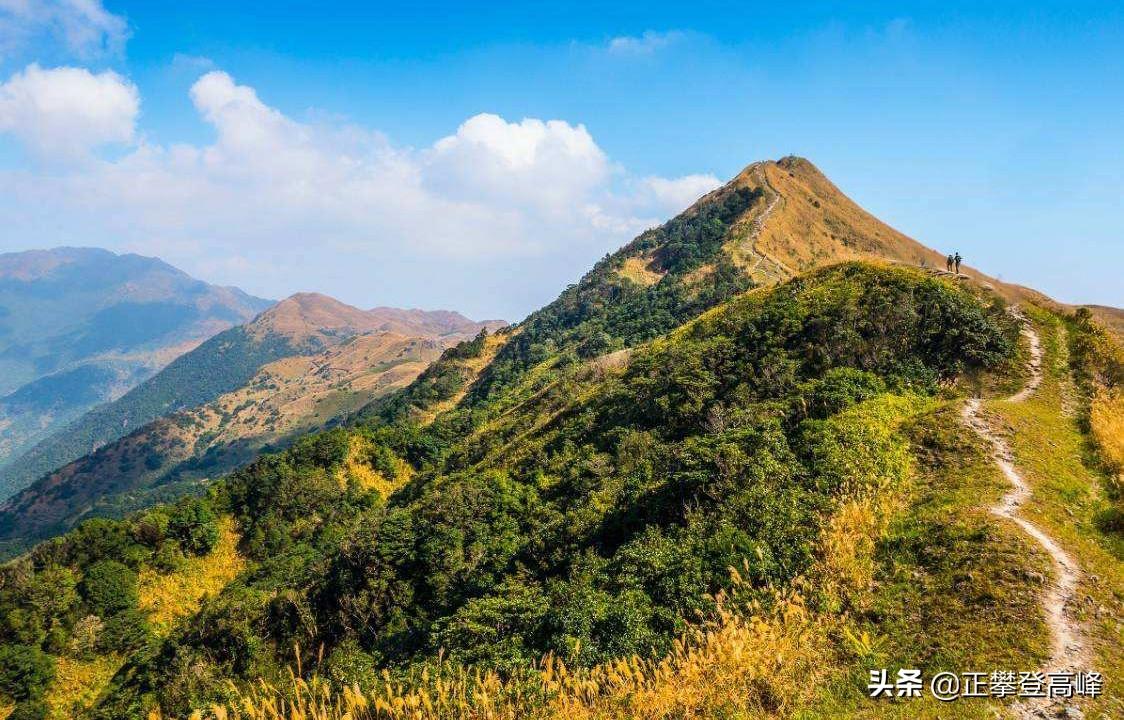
1, 1, 1122, 319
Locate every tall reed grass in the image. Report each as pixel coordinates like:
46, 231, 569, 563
158, 583, 821, 720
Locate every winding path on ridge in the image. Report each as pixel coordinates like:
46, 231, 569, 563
741, 162, 793, 284
961, 312, 1090, 719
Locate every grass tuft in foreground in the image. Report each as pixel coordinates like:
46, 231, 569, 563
159, 586, 820, 720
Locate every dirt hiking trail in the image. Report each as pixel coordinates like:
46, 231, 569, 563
740, 162, 793, 284
962, 312, 1090, 719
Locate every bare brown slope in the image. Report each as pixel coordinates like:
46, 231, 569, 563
366, 307, 506, 338
248, 292, 388, 343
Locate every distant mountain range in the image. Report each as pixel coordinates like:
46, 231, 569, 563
0, 291, 502, 552
0, 248, 272, 485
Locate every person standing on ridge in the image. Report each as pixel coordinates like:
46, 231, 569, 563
954, 252, 962, 274
946, 254, 954, 272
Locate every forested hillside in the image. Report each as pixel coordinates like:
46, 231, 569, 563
0, 262, 1020, 719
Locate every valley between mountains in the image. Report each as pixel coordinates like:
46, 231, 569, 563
0, 157, 1121, 720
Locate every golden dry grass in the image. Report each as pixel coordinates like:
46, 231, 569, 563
43, 654, 122, 720
816, 496, 898, 614
1090, 389, 1124, 480
752, 159, 944, 275
617, 256, 664, 287
138, 516, 247, 635
337, 435, 410, 497
161, 588, 820, 720
720, 158, 1048, 306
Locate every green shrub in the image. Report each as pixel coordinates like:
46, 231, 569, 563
321, 638, 378, 688
8, 699, 49, 720
81, 560, 138, 617
151, 541, 187, 573
99, 609, 153, 653
0, 644, 55, 701
132, 508, 170, 548
168, 497, 220, 556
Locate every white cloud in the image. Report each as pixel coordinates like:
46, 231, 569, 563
641, 174, 722, 210
606, 30, 685, 56
426, 114, 610, 215
0, 69, 721, 316
0, 63, 138, 158
0, 0, 128, 59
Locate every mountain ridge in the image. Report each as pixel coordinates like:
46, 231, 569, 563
0, 292, 503, 552
249, 292, 501, 344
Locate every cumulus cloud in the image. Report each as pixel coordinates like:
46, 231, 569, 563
0, 0, 128, 59
0, 69, 721, 316
606, 30, 685, 56
0, 63, 138, 158
426, 114, 610, 216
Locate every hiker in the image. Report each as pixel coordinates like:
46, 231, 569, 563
954, 252, 962, 274
946, 254, 954, 272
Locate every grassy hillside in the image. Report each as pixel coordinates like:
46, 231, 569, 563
164, 290, 1121, 720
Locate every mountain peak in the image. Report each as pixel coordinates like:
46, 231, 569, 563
0, 247, 113, 281
264, 292, 370, 322
703, 156, 957, 283
251, 293, 385, 343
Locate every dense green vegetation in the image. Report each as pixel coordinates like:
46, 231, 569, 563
0, 496, 221, 717
364, 185, 761, 427
0, 261, 1021, 718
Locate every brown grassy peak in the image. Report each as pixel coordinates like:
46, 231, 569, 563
713, 156, 1057, 306
249, 293, 502, 345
